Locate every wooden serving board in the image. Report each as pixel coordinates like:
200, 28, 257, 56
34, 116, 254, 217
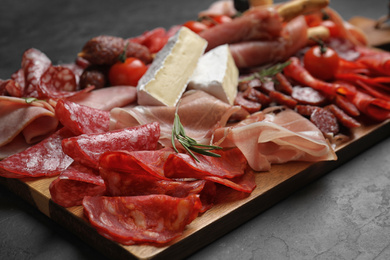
0, 119, 389, 260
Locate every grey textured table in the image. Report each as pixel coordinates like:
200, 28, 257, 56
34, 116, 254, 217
1, 0, 389, 259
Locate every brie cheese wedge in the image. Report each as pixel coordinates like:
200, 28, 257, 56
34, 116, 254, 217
187, 44, 238, 105
137, 26, 207, 106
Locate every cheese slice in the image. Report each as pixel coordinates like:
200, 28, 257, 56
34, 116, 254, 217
137, 26, 207, 106
187, 44, 238, 105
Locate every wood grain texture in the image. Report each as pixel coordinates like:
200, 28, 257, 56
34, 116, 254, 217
1, 119, 389, 260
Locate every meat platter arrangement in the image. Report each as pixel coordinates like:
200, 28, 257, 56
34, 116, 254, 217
1, 0, 390, 259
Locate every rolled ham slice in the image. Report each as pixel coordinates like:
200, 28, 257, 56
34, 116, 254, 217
0, 96, 58, 159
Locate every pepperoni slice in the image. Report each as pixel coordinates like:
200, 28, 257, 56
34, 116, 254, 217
204, 167, 256, 193
164, 148, 247, 179
269, 90, 298, 109
325, 104, 361, 128
49, 162, 106, 208
62, 122, 160, 169
0, 127, 74, 178
82, 194, 202, 245
234, 92, 262, 113
55, 99, 110, 135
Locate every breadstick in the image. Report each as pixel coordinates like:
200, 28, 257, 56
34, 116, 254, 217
277, 0, 329, 21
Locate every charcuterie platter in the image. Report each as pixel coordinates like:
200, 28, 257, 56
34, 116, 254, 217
1, 0, 390, 259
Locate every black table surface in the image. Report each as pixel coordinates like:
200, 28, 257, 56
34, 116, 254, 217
1, 0, 389, 259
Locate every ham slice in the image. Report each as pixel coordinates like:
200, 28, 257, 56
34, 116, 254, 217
82, 194, 202, 245
213, 107, 337, 171
66, 85, 137, 111
0, 96, 58, 159
110, 90, 248, 148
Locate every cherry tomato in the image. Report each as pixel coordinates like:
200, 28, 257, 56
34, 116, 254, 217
210, 15, 232, 25
320, 20, 341, 38
304, 44, 339, 81
108, 57, 147, 86
183, 21, 209, 33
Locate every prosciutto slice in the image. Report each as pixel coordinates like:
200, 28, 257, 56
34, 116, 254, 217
49, 162, 106, 208
0, 96, 58, 158
230, 16, 308, 68
199, 4, 283, 51
82, 194, 202, 245
213, 107, 337, 171
110, 90, 248, 148
0, 127, 74, 178
62, 122, 160, 169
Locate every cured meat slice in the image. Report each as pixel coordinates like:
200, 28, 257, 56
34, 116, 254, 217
213, 107, 337, 171
0, 127, 74, 178
229, 16, 308, 68
110, 90, 249, 148
55, 99, 110, 135
49, 162, 106, 208
62, 122, 160, 169
349, 90, 390, 121
82, 194, 202, 245
65, 85, 137, 111
99, 149, 172, 180
21, 48, 51, 97
164, 148, 247, 179
204, 167, 256, 193
0, 96, 58, 148
199, 5, 283, 51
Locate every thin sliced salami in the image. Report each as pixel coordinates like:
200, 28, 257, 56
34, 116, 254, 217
0, 127, 74, 178
205, 167, 256, 193
164, 148, 247, 179
82, 194, 202, 245
99, 149, 172, 180
62, 122, 160, 169
55, 99, 110, 135
49, 162, 106, 208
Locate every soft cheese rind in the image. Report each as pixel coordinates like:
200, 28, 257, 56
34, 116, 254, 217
188, 44, 238, 105
137, 27, 208, 106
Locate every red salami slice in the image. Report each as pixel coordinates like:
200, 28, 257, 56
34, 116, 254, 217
49, 162, 106, 208
55, 99, 110, 135
99, 149, 172, 180
82, 194, 202, 245
0, 127, 74, 178
39, 65, 94, 99
291, 86, 327, 106
205, 167, 256, 193
21, 48, 51, 97
164, 148, 248, 179
62, 122, 160, 169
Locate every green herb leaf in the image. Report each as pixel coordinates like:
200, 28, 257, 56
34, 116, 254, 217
239, 60, 291, 83
171, 104, 222, 162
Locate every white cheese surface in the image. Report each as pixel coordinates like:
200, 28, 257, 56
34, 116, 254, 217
136, 27, 207, 107
187, 44, 238, 105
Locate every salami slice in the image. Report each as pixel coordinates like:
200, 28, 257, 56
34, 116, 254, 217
291, 86, 327, 106
164, 148, 247, 179
0, 127, 74, 178
49, 162, 106, 208
21, 48, 51, 97
99, 149, 172, 180
205, 167, 256, 193
55, 99, 110, 135
62, 122, 160, 169
82, 194, 202, 245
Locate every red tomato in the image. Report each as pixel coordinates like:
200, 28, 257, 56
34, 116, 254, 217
303, 44, 339, 81
183, 20, 209, 33
211, 15, 232, 24
108, 57, 147, 86
320, 20, 341, 38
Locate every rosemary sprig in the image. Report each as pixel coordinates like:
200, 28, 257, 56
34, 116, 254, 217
171, 105, 222, 162
239, 60, 291, 83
